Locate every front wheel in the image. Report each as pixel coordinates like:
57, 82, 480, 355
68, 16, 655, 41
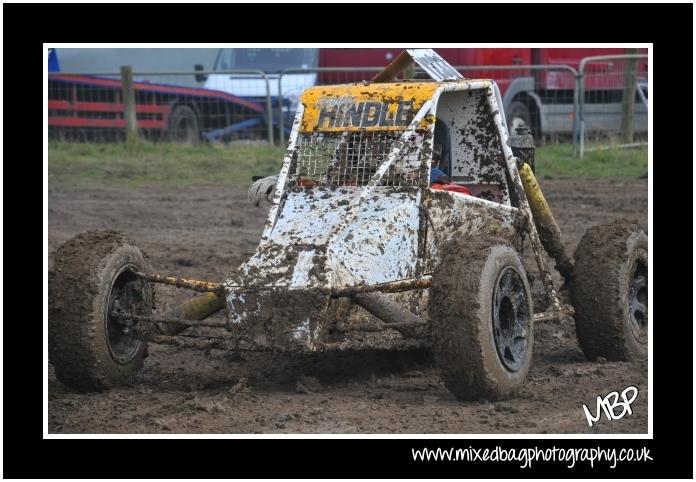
49, 230, 153, 391
429, 239, 534, 401
571, 219, 648, 361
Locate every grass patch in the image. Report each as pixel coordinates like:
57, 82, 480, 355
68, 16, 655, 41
48, 140, 648, 188
48, 141, 285, 187
536, 144, 648, 179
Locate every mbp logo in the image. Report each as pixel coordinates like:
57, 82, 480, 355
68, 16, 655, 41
582, 386, 639, 427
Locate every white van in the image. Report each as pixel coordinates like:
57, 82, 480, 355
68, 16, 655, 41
50, 48, 219, 87
204, 48, 319, 118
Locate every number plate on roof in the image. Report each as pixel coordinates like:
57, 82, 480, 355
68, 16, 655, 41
407, 49, 463, 81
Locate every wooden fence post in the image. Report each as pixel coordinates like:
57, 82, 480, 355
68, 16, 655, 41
120, 65, 139, 143
620, 49, 637, 143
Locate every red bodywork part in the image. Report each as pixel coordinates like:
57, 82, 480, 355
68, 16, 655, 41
318, 48, 648, 96
430, 183, 472, 196
48, 74, 265, 131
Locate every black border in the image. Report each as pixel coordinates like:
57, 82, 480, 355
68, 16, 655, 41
4, 2, 693, 478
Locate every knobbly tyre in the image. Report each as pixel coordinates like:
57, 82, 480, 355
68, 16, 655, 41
49, 50, 648, 401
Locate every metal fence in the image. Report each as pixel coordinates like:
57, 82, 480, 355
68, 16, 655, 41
48, 69, 274, 144
49, 58, 648, 159
577, 54, 649, 157
275, 65, 582, 146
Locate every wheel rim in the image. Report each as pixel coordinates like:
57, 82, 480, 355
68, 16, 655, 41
628, 260, 648, 344
492, 266, 530, 372
105, 266, 146, 364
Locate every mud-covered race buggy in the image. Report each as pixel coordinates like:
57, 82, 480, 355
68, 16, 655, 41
49, 50, 648, 401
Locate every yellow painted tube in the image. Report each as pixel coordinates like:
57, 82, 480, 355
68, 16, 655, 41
158, 291, 225, 336
519, 163, 574, 281
179, 291, 225, 320
519, 163, 555, 225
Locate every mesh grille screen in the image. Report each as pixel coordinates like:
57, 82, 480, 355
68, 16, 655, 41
290, 131, 425, 187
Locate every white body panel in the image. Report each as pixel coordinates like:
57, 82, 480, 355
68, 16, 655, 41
204, 72, 317, 99
240, 188, 421, 289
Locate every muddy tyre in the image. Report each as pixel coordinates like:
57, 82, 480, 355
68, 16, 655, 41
429, 239, 534, 401
49, 230, 153, 391
571, 220, 648, 361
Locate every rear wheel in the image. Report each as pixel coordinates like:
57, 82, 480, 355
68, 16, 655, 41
429, 239, 534, 401
571, 220, 648, 361
168, 105, 200, 144
49, 230, 152, 391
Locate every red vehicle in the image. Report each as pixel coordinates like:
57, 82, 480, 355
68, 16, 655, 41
318, 48, 648, 138
48, 74, 268, 143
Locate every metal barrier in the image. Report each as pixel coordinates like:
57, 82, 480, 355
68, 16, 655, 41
277, 65, 580, 146
577, 54, 649, 157
48, 58, 648, 156
48, 69, 273, 143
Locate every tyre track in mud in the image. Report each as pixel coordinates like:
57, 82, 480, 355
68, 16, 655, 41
48, 179, 648, 434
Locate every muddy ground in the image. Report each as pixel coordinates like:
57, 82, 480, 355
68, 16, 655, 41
48, 179, 648, 434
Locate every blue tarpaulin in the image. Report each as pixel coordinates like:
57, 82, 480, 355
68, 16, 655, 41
48, 49, 60, 72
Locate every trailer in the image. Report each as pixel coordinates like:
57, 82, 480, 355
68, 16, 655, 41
319, 48, 648, 139
48, 74, 269, 143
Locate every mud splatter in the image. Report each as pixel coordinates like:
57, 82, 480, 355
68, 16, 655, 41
48, 180, 648, 434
